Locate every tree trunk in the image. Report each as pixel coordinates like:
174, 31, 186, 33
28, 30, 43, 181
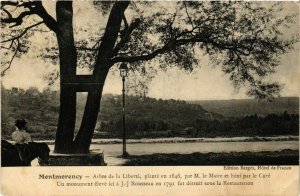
73, 72, 108, 153
54, 1, 77, 153
54, 86, 76, 153
54, 1, 129, 154
72, 2, 129, 153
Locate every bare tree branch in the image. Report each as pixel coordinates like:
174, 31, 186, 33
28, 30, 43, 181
1, 21, 44, 43
0, 1, 18, 6
112, 47, 165, 63
112, 18, 141, 56
93, 1, 130, 74
2, 10, 34, 27
111, 40, 176, 63
92, 37, 103, 49
111, 31, 259, 64
183, 2, 194, 29
1, 40, 14, 49
166, 11, 178, 39
1, 7, 12, 19
1, 1, 58, 33
29, 1, 58, 33
1, 39, 20, 76
122, 13, 129, 30
76, 46, 98, 51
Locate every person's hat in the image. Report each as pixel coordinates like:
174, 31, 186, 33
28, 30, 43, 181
15, 119, 27, 129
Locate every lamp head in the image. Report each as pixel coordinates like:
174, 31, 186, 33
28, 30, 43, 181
119, 63, 128, 77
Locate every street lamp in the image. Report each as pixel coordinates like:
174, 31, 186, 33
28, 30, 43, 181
119, 63, 129, 157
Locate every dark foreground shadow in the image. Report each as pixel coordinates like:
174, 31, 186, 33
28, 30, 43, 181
123, 149, 299, 166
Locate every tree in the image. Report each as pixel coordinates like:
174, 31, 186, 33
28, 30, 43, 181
1, 1, 297, 153
26, 86, 40, 96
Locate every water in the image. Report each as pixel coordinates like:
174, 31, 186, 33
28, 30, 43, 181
40, 140, 298, 166
91, 141, 298, 156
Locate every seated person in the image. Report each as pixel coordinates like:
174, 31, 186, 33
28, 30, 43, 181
12, 119, 32, 163
12, 119, 32, 144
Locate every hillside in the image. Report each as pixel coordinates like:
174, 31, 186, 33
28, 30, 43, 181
189, 97, 299, 117
1, 87, 298, 140
95, 94, 222, 138
1, 88, 214, 139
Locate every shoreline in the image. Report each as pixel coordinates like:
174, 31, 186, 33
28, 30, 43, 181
32, 135, 299, 145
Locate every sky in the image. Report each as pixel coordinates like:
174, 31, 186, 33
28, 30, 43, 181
1, 1, 299, 100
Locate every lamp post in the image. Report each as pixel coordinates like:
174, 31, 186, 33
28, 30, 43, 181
119, 63, 129, 157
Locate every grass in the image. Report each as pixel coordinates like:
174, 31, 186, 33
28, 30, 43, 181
123, 149, 299, 166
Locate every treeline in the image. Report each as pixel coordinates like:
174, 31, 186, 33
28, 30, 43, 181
98, 112, 299, 138
1, 86, 298, 139
95, 94, 219, 138
1, 87, 214, 139
193, 112, 299, 137
190, 97, 299, 117
1, 86, 60, 139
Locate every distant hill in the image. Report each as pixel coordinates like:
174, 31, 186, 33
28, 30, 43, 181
81, 94, 222, 138
188, 97, 299, 117
2, 87, 298, 139
1, 88, 216, 139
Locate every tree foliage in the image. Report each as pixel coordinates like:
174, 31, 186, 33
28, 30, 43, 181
1, 1, 298, 98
